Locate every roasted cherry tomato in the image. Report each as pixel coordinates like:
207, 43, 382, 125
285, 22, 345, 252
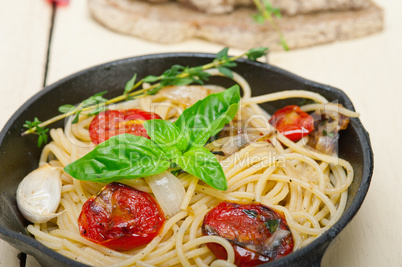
89, 109, 161, 144
78, 182, 165, 251
269, 105, 314, 142
202, 202, 294, 267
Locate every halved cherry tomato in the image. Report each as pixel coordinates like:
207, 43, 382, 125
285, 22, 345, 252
202, 202, 294, 267
269, 105, 314, 142
89, 109, 161, 144
78, 182, 165, 251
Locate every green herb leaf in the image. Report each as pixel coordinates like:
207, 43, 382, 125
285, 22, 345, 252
143, 75, 160, 83
22, 46, 269, 140
216, 47, 229, 61
174, 147, 227, 190
171, 169, 182, 176
218, 67, 233, 78
37, 135, 44, 148
124, 73, 137, 94
143, 119, 188, 158
187, 67, 211, 84
243, 209, 258, 218
88, 104, 107, 116
23, 117, 49, 147
64, 134, 170, 183
174, 85, 241, 148
251, 0, 287, 50
222, 61, 237, 68
72, 111, 81, 124
252, 14, 265, 24
58, 104, 75, 114
246, 47, 269, 61
265, 219, 280, 233
262, 0, 281, 17
81, 91, 108, 107
280, 35, 289, 51
322, 130, 335, 138
168, 78, 194, 86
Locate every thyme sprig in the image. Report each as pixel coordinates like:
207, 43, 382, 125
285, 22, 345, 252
252, 0, 288, 51
22, 47, 268, 146
23, 118, 49, 147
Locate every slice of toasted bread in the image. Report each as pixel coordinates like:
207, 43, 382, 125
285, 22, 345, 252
177, 0, 371, 15
88, 0, 384, 50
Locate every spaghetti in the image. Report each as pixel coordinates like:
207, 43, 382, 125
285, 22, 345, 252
25, 70, 358, 266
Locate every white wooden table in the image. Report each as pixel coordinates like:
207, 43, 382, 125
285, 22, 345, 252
1, 0, 401, 266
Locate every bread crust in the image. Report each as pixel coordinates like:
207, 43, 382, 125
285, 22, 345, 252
88, 0, 384, 50
175, 0, 371, 15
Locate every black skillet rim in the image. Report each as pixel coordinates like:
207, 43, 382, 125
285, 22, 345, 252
0, 52, 374, 266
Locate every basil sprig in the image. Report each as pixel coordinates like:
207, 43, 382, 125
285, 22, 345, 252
64, 85, 241, 190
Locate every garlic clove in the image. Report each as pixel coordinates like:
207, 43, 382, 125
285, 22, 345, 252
16, 163, 63, 223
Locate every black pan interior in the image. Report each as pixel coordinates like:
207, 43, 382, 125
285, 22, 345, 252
0, 53, 373, 267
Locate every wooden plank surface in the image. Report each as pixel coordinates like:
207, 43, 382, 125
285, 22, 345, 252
46, 0, 244, 85
0, 1, 52, 267
1, 0, 402, 266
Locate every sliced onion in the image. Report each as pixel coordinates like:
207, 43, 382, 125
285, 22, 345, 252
145, 171, 185, 218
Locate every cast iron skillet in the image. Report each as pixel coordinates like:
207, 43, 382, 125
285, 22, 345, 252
0, 53, 373, 266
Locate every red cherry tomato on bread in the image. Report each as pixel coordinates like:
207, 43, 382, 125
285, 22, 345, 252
269, 105, 314, 142
202, 202, 294, 267
78, 182, 165, 251
89, 109, 161, 144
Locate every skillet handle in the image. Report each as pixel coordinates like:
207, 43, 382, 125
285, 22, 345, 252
293, 241, 331, 267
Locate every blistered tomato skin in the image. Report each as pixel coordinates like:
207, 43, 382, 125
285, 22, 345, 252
202, 202, 294, 267
89, 109, 162, 144
78, 182, 165, 251
269, 105, 314, 142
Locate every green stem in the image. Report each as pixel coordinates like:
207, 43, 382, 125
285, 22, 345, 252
22, 51, 252, 136
252, 0, 288, 51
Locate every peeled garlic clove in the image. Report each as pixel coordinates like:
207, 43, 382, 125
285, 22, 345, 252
16, 163, 63, 223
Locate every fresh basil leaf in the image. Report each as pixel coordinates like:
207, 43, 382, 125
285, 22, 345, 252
58, 104, 75, 114
143, 119, 181, 147
174, 85, 240, 149
174, 147, 227, 190
265, 219, 280, 233
124, 73, 137, 94
64, 134, 170, 183
192, 102, 239, 146
143, 119, 188, 158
